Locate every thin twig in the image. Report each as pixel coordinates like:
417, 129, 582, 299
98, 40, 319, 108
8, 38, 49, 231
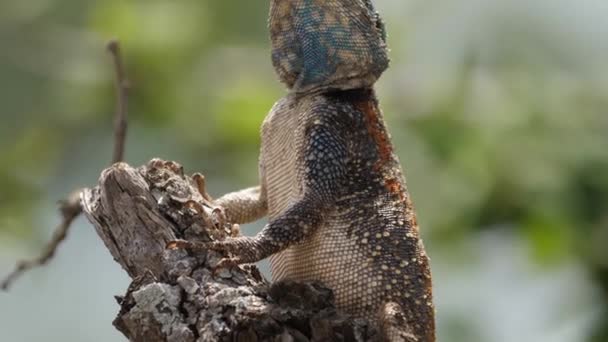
1, 40, 131, 291
107, 39, 129, 164
1, 191, 82, 290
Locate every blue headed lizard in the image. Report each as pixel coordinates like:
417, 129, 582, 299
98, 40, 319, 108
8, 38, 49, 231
173, 1, 435, 340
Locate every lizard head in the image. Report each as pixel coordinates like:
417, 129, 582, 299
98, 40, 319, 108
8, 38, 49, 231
269, 0, 389, 94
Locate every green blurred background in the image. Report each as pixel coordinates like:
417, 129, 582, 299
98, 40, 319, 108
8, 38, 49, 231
1, 0, 607, 341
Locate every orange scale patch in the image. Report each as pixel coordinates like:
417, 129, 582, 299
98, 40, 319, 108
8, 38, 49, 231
355, 100, 393, 172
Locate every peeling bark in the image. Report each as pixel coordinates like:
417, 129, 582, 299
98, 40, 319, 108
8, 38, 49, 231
81, 159, 378, 342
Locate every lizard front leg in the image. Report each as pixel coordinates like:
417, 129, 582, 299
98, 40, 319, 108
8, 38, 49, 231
213, 186, 268, 224
171, 119, 348, 266
188, 173, 267, 230
194, 196, 327, 266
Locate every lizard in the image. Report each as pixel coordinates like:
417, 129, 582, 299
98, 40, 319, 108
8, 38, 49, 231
172, 0, 435, 340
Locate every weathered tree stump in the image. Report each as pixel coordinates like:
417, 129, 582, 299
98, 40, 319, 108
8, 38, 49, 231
81, 159, 377, 342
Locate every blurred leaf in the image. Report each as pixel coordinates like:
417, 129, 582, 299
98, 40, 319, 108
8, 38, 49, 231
213, 81, 275, 148
522, 210, 573, 264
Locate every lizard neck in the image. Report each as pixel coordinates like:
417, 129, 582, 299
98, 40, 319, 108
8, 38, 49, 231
269, 0, 389, 94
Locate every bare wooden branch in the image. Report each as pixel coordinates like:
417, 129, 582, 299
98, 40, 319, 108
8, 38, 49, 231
1, 40, 131, 291
81, 160, 378, 342
107, 39, 129, 164
0, 190, 82, 290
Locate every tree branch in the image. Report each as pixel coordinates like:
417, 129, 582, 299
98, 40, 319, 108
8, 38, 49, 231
1, 190, 81, 290
107, 39, 129, 164
1, 39, 131, 291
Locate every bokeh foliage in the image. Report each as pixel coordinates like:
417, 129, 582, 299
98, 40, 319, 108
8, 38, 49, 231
1, 0, 607, 341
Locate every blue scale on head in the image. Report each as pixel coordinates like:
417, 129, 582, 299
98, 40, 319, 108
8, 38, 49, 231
294, 2, 330, 87
270, 0, 389, 93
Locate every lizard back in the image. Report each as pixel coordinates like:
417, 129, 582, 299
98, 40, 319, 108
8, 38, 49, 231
260, 89, 435, 340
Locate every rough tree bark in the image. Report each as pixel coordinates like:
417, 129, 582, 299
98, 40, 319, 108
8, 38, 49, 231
81, 159, 378, 342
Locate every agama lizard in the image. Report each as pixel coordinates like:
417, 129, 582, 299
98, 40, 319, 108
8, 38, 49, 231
174, 1, 435, 340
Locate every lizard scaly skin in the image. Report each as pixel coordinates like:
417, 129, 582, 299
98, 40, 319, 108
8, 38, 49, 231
195, 1, 435, 340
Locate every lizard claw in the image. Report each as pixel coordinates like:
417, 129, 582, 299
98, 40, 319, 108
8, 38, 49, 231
212, 207, 227, 229
183, 200, 205, 214
230, 224, 241, 237
192, 173, 213, 201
